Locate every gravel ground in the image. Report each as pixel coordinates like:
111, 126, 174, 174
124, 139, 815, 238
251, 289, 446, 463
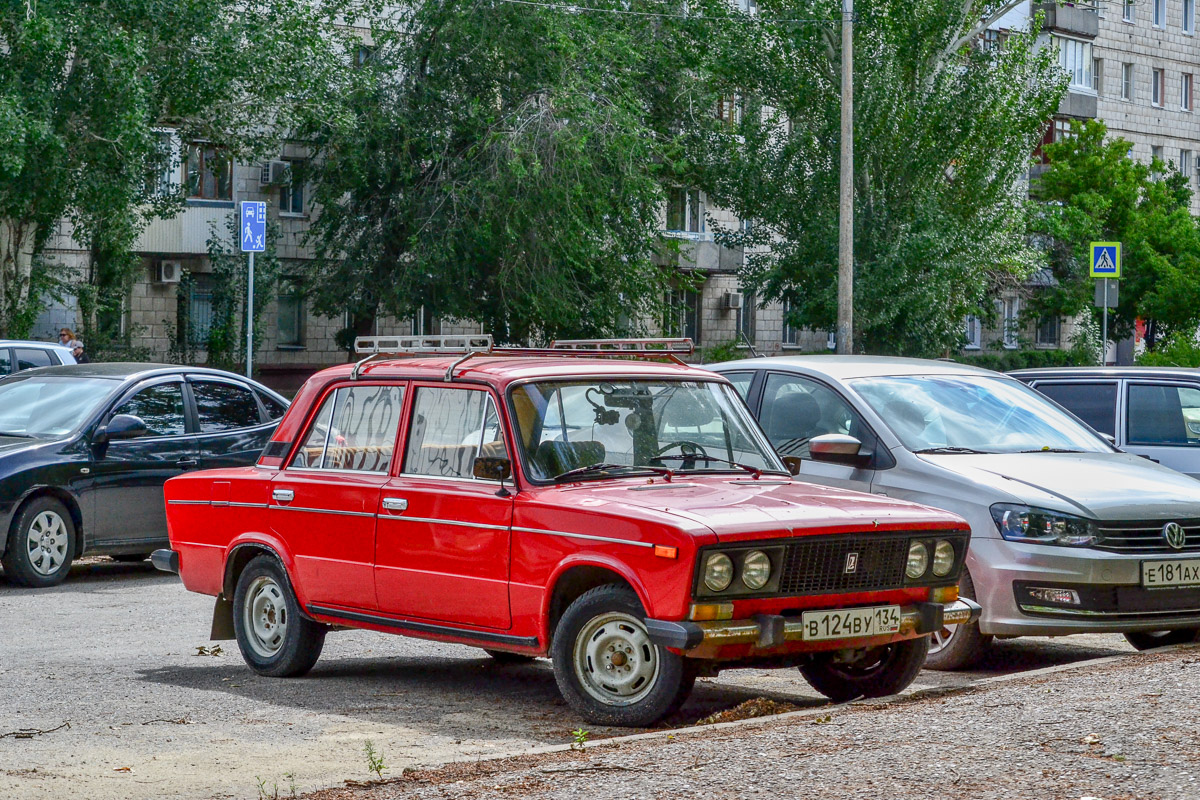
304, 646, 1200, 800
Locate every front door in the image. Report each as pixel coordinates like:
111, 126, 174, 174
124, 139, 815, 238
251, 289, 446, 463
1124, 381, 1200, 479
271, 382, 406, 612
375, 384, 513, 629
89, 379, 195, 548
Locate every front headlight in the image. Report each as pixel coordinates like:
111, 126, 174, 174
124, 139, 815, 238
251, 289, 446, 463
704, 552, 734, 592
932, 540, 956, 577
742, 550, 772, 590
990, 503, 1099, 547
906, 541, 929, 579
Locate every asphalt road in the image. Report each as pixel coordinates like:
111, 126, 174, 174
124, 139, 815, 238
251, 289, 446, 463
0, 560, 1137, 800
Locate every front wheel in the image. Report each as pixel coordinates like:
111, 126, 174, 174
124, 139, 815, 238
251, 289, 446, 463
2, 497, 76, 588
1124, 629, 1200, 651
551, 584, 694, 727
799, 636, 929, 703
232, 555, 326, 677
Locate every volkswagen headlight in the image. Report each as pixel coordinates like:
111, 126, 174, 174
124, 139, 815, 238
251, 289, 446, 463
990, 504, 1099, 547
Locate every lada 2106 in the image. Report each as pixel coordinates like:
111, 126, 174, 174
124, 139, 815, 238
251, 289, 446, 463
155, 337, 980, 726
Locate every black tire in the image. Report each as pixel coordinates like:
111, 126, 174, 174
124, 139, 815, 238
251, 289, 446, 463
923, 569, 992, 671
799, 636, 929, 703
232, 555, 326, 677
551, 584, 693, 727
484, 649, 536, 664
2, 496, 76, 588
1124, 628, 1200, 651
110, 553, 151, 563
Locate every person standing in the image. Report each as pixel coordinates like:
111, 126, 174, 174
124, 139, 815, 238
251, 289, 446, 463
58, 328, 75, 347
68, 339, 91, 364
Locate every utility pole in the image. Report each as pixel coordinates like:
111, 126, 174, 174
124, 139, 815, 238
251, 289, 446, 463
836, 0, 854, 354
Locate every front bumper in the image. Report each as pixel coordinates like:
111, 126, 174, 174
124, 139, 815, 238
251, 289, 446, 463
645, 598, 981, 656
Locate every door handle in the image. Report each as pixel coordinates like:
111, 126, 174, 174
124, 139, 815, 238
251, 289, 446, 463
177, 459, 199, 469
381, 497, 408, 512
272, 489, 295, 502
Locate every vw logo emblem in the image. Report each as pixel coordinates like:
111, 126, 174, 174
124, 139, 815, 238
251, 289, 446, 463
844, 552, 859, 573
1163, 522, 1188, 550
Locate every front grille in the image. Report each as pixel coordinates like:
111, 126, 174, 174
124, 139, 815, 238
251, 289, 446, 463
1095, 519, 1200, 554
777, 534, 910, 595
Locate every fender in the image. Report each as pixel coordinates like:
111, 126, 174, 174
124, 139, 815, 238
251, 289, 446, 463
1, 482, 86, 559
211, 532, 321, 640
541, 552, 656, 643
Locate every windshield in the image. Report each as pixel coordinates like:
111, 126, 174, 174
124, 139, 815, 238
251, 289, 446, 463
0, 376, 118, 438
851, 375, 1112, 454
510, 379, 786, 482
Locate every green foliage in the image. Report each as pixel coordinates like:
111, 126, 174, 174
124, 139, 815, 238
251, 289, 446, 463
1030, 119, 1200, 352
570, 727, 590, 750
363, 739, 387, 780
691, 0, 1065, 356
200, 215, 282, 373
1136, 333, 1200, 367
700, 339, 745, 364
951, 347, 1096, 373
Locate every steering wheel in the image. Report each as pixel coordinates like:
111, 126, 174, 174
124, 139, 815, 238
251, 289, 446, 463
654, 440, 710, 459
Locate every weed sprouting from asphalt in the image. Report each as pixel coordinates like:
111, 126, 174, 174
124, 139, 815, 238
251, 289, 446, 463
364, 739, 387, 780
571, 727, 589, 750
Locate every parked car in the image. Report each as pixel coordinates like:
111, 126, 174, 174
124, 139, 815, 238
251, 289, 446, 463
0, 364, 288, 588
155, 337, 978, 727
1012, 367, 1200, 480
0, 340, 76, 375
710, 355, 1200, 664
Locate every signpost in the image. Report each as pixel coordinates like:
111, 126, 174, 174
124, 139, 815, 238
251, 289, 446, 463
240, 201, 266, 378
1090, 242, 1121, 365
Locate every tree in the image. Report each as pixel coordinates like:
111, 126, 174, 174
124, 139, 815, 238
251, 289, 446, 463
297, 0, 691, 344
1030, 119, 1200, 351
0, 0, 341, 343
687, 0, 1066, 355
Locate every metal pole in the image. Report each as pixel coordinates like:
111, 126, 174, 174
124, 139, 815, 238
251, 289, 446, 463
246, 250, 255, 378
1101, 278, 1108, 366
836, 0, 854, 354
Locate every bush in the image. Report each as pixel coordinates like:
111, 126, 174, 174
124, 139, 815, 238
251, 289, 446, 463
1137, 333, 1200, 367
950, 347, 1097, 373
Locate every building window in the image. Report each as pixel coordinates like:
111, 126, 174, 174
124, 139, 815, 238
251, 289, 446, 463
981, 29, 1001, 52
664, 287, 701, 342
1152, 69, 1164, 106
277, 278, 305, 347
1122, 63, 1134, 100
666, 188, 704, 234
1052, 118, 1076, 142
1092, 59, 1103, 95
1058, 38, 1093, 91
1154, 0, 1165, 26
279, 162, 304, 215
1182, 149, 1193, 179
185, 274, 215, 347
1152, 145, 1165, 179
1036, 315, 1060, 348
409, 305, 436, 336
1123, 0, 1134, 21
145, 130, 179, 198
825, 331, 836, 351
782, 299, 801, 346
183, 143, 232, 201
716, 95, 740, 125
1000, 297, 1020, 349
738, 0, 757, 13
1183, 74, 1194, 111
1187, 0, 1197, 32
738, 290, 756, 344
964, 316, 982, 350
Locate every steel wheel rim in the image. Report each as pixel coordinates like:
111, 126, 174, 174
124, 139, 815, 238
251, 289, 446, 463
929, 623, 959, 655
572, 611, 660, 707
243, 575, 288, 658
25, 511, 68, 576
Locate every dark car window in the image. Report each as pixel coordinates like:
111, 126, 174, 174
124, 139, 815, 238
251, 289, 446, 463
192, 381, 262, 433
0, 349, 11, 375
760, 373, 870, 458
258, 391, 287, 420
14, 348, 55, 370
1128, 383, 1200, 446
722, 371, 754, 402
1034, 382, 1118, 438
113, 383, 187, 437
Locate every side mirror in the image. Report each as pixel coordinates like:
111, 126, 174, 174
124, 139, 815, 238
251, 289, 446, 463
781, 456, 803, 476
1100, 433, 1117, 447
808, 433, 871, 468
97, 414, 149, 443
473, 456, 512, 482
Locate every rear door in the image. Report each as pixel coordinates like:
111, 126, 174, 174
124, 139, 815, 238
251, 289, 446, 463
13, 347, 57, 372
1124, 381, 1200, 479
186, 376, 275, 469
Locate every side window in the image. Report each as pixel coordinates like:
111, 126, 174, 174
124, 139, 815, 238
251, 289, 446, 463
759, 373, 866, 458
404, 388, 507, 479
722, 372, 754, 402
258, 391, 288, 420
192, 381, 262, 433
14, 348, 54, 371
112, 383, 187, 437
0, 349, 11, 375
289, 384, 404, 472
1128, 384, 1200, 445
1034, 382, 1117, 437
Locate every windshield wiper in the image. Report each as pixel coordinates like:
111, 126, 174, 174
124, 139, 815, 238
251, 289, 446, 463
552, 462, 674, 482
1017, 447, 1086, 453
0, 431, 33, 439
653, 454, 770, 479
913, 446, 990, 455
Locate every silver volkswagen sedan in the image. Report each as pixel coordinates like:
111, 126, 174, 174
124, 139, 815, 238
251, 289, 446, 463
711, 356, 1200, 668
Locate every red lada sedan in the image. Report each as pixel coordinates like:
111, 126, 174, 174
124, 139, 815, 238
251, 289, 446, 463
154, 337, 979, 726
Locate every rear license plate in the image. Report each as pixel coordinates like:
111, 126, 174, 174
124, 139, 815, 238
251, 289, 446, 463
1141, 559, 1200, 589
800, 605, 902, 641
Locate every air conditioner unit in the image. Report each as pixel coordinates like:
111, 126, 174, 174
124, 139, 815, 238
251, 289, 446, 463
156, 260, 182, 284
259, 160, 291, 186
722, 291, 744, 311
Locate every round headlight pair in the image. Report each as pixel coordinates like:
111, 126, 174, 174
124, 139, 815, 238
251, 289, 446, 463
907, 539, 957, 579
703, 550, 772, 592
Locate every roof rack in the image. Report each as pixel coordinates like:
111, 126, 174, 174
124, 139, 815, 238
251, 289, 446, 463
550, 338, 694, 354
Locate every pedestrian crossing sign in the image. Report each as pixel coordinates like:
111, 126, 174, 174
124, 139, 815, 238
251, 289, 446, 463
1090, 242, 1121, 278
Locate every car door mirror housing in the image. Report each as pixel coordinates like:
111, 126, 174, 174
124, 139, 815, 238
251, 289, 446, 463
473, 456, 512, 482
808, 433, 871, 467
99, 414, 150, 442
781, 456, 803, 476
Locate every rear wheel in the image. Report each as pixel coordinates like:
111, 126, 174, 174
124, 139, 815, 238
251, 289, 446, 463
232, 555, 326, 677
799, 637, 929, 703
1123, 629, 1200, 651
924, 569, 991, 670
2, 497, 76, 588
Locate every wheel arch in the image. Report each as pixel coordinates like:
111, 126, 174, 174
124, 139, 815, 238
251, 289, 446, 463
543, 558, 652, 645
3, 487, 85, 559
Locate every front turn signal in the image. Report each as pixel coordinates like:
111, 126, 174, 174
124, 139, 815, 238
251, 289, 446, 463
931, 585, 960, 604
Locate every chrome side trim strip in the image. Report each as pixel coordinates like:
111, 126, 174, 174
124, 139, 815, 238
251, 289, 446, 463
512, 526, 654, 549
230, 502, 269, 509
269, 506, 376, 519
380, 515, 509, 532
166, 500, 209, 505
1019, 604, 1200, 617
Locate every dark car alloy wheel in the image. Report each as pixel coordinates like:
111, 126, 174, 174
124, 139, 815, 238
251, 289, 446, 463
2, 497, 76, 587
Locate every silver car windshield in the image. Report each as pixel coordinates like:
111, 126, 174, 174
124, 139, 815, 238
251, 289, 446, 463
511, 379, 787, 481
0, 376, 117, 438
852, 375, 1112, 454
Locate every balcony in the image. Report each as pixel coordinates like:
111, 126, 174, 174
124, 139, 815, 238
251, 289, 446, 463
656, 235, 743, 273
1058, 88, 1098, 118
1037, 2, 1099, 38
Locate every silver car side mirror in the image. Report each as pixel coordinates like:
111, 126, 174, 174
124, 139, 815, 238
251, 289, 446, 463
809, 434, 869, 467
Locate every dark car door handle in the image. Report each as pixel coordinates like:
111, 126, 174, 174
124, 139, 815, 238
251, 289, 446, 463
176, 459, 199, 469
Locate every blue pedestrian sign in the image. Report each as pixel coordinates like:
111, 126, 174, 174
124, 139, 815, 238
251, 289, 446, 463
1090, 242, 1121, 278
240, 201, 266, 253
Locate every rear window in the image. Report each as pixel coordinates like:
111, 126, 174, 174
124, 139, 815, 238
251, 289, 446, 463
192, 381, 263, 433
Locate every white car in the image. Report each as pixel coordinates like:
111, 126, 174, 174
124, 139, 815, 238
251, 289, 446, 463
712, 355, 1200, 667
0, 340, 77, 375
